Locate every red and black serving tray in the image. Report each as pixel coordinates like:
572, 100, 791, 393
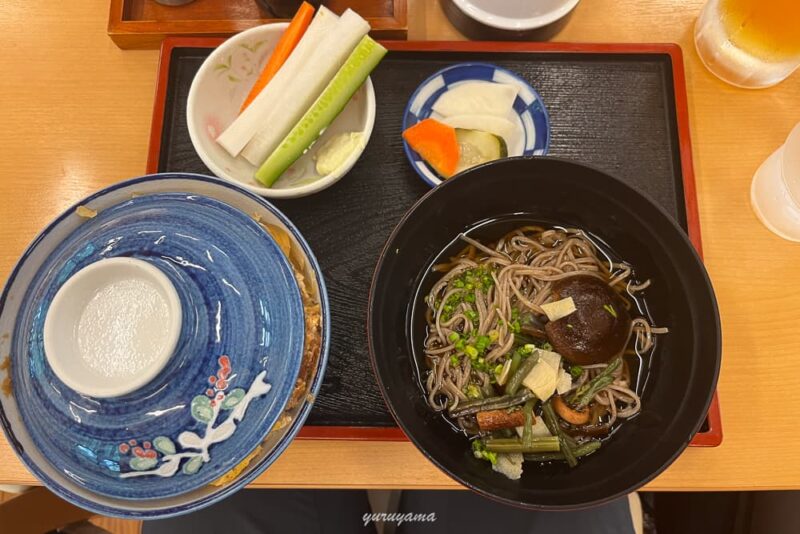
146, 39, 722, 447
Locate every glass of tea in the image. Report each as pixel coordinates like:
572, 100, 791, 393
694, 0, 800, 88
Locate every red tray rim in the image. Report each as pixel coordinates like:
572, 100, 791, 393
146, 38, 722, 448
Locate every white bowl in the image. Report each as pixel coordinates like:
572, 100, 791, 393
451, 0, 580, 31
187, 23, 376, 199
43, 257, 182, 398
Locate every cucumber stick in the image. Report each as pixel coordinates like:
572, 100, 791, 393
241, 9, 369, 166
255, 36, 387, 187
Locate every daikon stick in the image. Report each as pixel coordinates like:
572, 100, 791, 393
241, 9, 369, 166
216, 6, 339, 158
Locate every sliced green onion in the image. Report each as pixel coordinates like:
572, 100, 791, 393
472, 439, 497, 465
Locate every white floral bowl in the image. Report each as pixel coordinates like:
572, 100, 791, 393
187, 23, 376, 199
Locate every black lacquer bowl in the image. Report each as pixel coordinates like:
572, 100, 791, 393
368, 157, 720, 509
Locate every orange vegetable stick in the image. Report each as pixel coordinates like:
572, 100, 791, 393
239, 1, 315, 113
402, 118, 460, 178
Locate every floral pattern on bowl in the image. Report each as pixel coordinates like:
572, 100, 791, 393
118, 356, 271, 479
211, 39, 270, 100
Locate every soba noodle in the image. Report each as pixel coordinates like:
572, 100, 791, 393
422, 226, 667, 472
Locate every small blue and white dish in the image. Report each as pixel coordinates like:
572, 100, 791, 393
402, 62, 550, 187
0, 174, 330, 518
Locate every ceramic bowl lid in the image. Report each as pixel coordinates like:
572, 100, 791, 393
0, 188, 305, 501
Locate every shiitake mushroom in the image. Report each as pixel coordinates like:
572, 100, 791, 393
545, 275, 632, 365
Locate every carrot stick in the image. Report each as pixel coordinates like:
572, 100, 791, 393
239, 1, 315, 113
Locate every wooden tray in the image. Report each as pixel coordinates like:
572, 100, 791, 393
146, 38, 723, 447
108, 0, 407, 49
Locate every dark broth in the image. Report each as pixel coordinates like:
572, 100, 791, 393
408, 216, 658, 440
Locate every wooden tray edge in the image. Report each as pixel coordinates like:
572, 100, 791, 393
145, 38, 722, 447
664, 44, 722, 448
108, 1, 408, 49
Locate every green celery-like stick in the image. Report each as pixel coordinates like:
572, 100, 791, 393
255, 35, 387, 187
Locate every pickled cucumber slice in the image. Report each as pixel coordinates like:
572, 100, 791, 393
455, 129, 508, 173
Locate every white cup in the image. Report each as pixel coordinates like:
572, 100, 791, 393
751, 123, 800, 242
43, 258, 182, 398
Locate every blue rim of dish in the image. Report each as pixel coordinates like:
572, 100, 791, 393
402, 62, 551, 188
0, 173, 331, 518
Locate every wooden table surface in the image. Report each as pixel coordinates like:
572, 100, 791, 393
1, 0, 799, 492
